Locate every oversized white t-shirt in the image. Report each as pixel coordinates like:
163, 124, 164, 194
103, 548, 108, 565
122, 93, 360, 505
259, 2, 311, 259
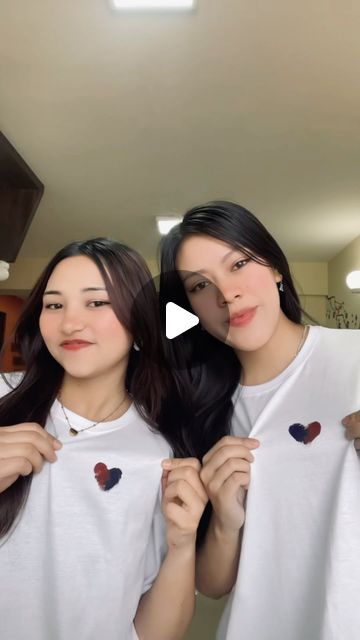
218, 326, 360, 640
0, 375, 171, 640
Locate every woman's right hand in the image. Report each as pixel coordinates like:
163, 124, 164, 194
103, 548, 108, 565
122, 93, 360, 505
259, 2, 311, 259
0, 423, 62, 493
200, 435, 260, 533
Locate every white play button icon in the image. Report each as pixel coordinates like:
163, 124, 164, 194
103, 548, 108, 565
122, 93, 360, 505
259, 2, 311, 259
166, 302, 199, 339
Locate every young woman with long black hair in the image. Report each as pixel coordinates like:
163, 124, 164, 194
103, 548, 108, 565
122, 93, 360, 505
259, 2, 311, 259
159, 202, 360, 640
0, 238, 207, 640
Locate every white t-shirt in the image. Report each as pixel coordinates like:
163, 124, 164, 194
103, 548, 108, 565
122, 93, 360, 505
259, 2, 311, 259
0, 376, 171, 640
218, 326, 360, 640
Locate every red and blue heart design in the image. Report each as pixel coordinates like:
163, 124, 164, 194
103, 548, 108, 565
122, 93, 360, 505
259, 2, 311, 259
288, 421, 321, 444
94, 462, 122, 491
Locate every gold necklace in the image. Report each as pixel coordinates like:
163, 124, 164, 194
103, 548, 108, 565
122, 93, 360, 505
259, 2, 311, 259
58, 392, 128, 436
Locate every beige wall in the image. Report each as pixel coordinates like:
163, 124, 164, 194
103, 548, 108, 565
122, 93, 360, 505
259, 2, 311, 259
327, 235, 360, 329
0, 257, 48, 296
291, 262, 328, 325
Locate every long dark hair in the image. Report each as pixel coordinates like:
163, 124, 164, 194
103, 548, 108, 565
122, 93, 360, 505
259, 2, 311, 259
0, 237, 172, 538
159, 201, 303, 543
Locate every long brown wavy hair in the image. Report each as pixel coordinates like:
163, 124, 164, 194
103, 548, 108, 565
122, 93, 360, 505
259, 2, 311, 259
0, 237, 172, 539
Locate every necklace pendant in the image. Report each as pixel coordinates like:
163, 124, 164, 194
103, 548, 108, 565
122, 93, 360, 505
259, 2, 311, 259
69, 427, 79, 437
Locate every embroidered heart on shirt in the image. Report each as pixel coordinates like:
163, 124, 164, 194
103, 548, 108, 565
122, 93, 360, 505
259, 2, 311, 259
94, 462, 122, 491
288, 421, 321, 444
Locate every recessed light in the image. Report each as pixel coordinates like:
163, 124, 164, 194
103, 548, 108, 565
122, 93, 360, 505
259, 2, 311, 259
112, 0, 195, 10
156, 216, 182, 235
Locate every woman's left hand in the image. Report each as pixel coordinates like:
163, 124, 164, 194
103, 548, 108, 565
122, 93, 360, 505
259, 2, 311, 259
342, 410, 360, 451
161, 458, 208, 550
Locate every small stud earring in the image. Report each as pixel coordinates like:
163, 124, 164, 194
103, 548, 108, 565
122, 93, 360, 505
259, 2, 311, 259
133, 342, 140, 351
278, 281, 284, 293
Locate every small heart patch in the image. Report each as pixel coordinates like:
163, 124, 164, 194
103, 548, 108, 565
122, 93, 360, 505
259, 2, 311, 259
94, 462, 122, 491
288, 421, 321, 444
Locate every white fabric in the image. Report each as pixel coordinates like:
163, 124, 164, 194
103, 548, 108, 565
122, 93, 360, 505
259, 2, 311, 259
0, 378, 171, 640
218, 326, 360, 640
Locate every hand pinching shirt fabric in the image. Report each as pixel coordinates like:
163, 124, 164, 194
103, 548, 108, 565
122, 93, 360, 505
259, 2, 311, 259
0, 379, 170, 640
218, 326, 360, 640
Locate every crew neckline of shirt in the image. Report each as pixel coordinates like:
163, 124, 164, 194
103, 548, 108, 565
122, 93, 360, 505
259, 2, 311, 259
236, 324, 320, 398
51, 397, 136, 438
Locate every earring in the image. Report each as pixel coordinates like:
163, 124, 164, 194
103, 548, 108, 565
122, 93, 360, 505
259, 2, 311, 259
278, 281, 284, 293
133, 342, 140, 351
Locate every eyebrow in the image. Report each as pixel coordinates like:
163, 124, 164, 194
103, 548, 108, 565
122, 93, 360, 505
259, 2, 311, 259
43, 287, 108, 296
181, 249, 240, 283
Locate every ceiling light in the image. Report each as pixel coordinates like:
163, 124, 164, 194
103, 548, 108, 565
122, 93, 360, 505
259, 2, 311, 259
346, 270, 360, 292
156, 216, 182, 235
112, 0, 195, 10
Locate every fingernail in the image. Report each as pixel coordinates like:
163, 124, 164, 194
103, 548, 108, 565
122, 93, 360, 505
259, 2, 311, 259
161, 459, 173, 469
53, 440, 63, 449
249, 439, 260, 446
341, 416, 350, 426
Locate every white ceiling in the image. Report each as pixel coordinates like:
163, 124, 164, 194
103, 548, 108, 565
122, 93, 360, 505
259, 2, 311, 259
1, 0, 360, 263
